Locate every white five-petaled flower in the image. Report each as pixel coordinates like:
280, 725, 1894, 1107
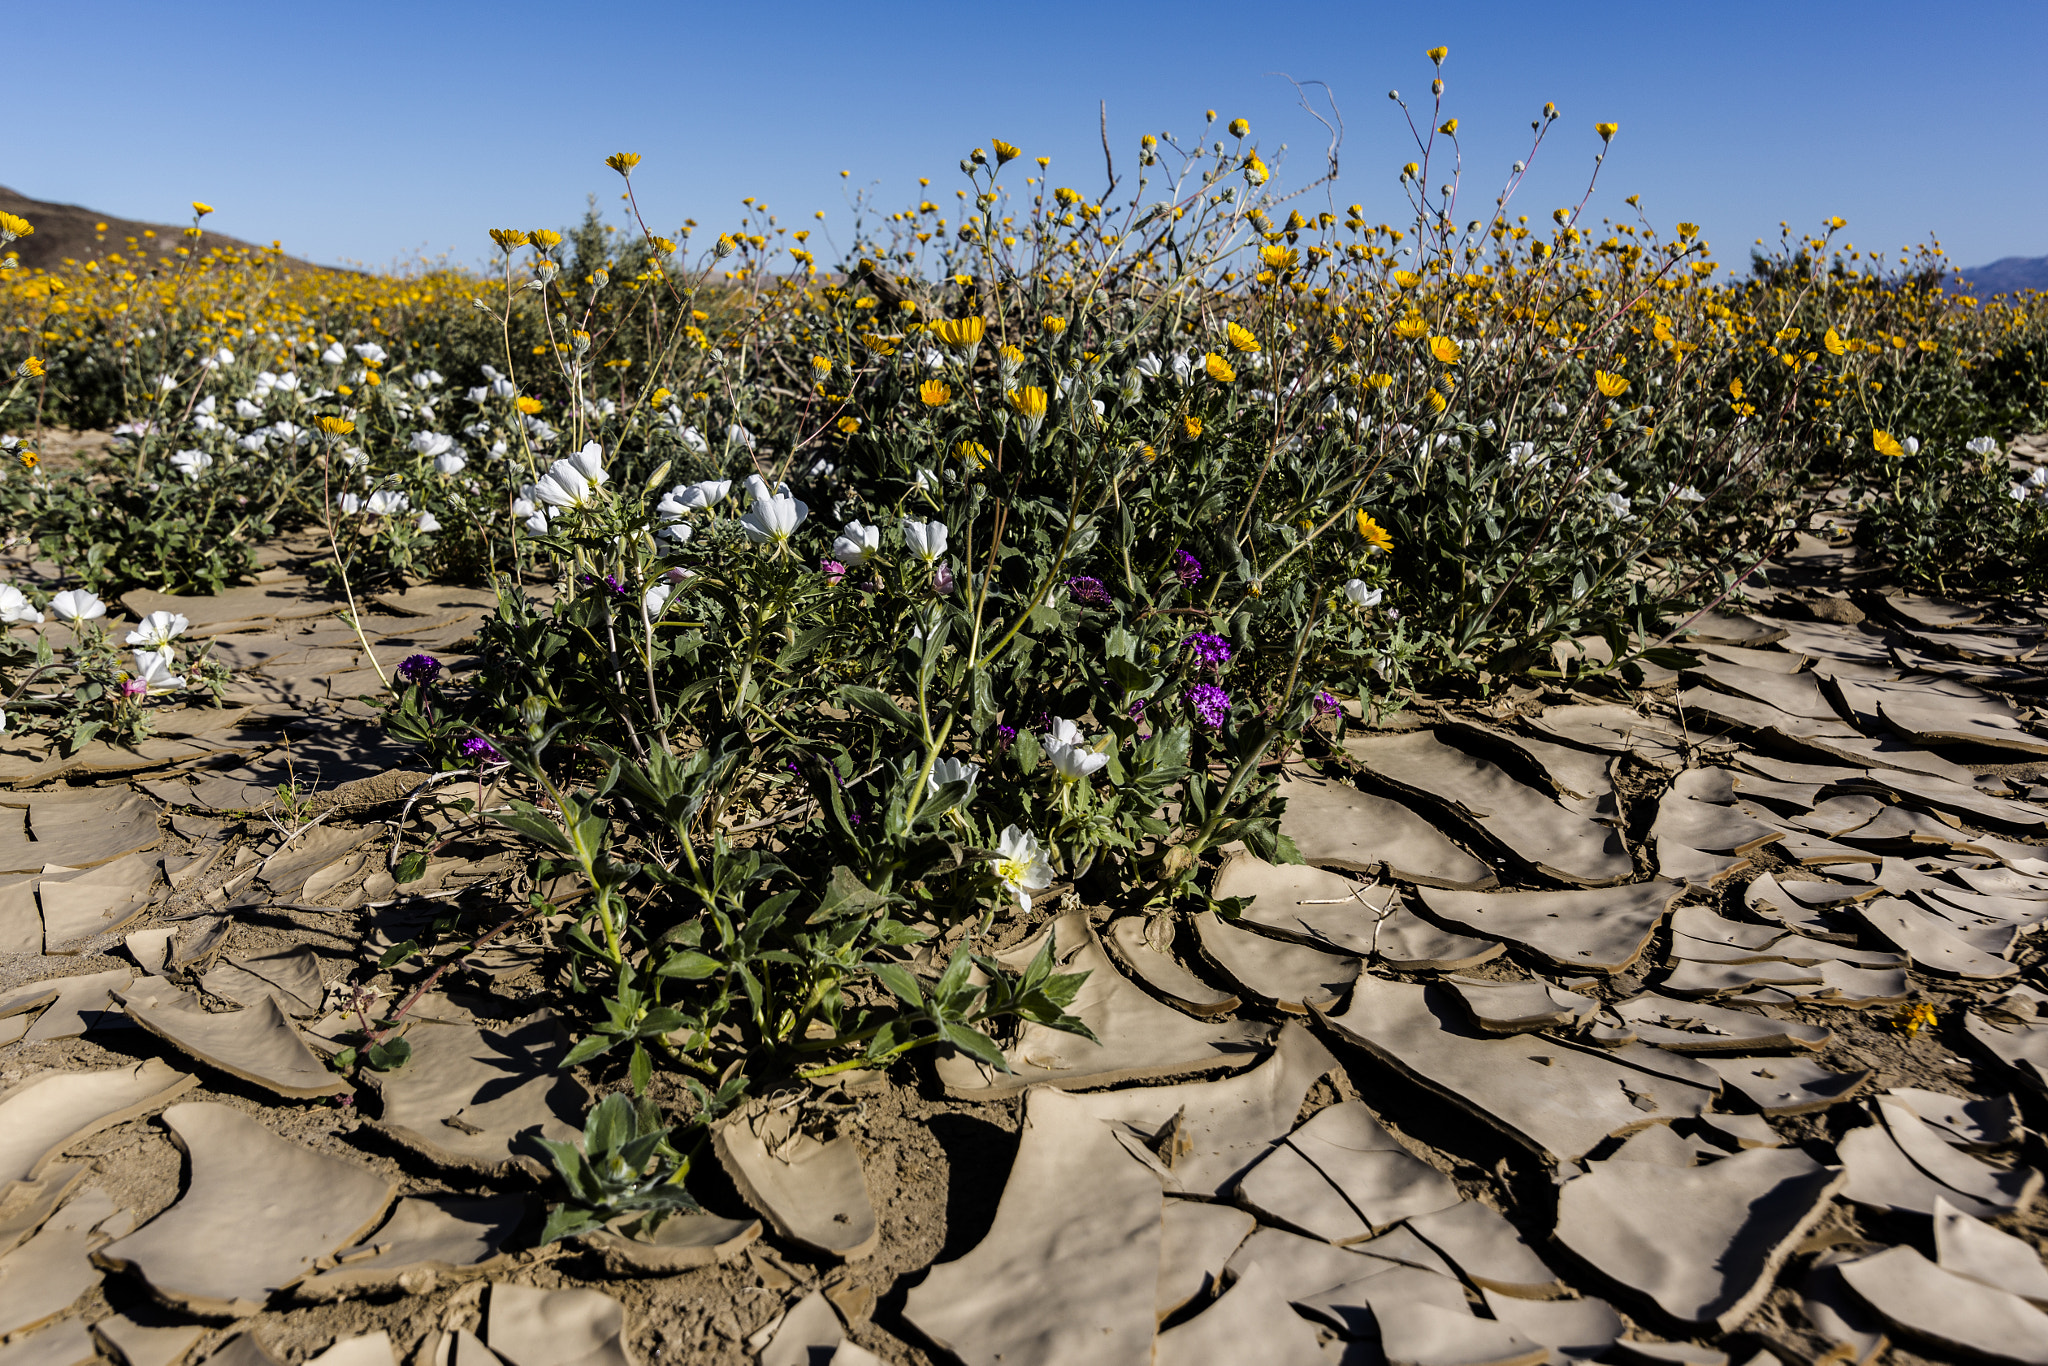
131, 649, 184, 694
567, 441, 608, 487
644, 581, 674, 616
511, 495, 551, 534
658, 480, 731, 518
0, 584, 43, 624
352, 342, 388, 364
126, 611, 190, 650
930, 756, 981, 796
678, 425, 709, 454
1967, 436, 2000, 457
834, 520, 881, 565
1042, 717, 1108, 782
901, 518, 949, 563
1602, 491, 1636, 522
1668, 482, 1706, 503
990, 825, 1054, 911
739, 494, 809, 545
170, 449, 213, 480
1341, 579, 1384, 608
532, 456, 600, 509
435, 451, 467, 476
320, 343, 347, 364
363, 490, 410, 516
728, 423, 756, 450
50, 589, 106, 623
416, 511, 442, 533
742, 474, 791, 505
410, 431, 456, 458
1135, 352, 1163, 379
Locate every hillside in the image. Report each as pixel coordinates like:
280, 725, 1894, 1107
1950, 254, 2048, 295
0, 184, 327, 274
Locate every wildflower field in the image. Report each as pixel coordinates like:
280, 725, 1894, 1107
3, 53, 2048, 1366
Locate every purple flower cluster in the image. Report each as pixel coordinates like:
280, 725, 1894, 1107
1313, 689, 1341, 718
576, 572, 627, 598
460, 736, 503, 763
396, 653, 442, 687
1068, 575, 1111, 606
1170, 549, 1203, 585
1182, 632, 1233, 669
994, 724, 1018, 751
1127, 697, 1149, 720
1186, 683, 1231, 729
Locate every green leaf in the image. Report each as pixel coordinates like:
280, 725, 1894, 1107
539, 1203, 602, 1244
870, 962, 924, 1009
365, 1039, 412, 1071
377, 939, 421, 971
654, 951, 721, 979
393, 851, 429, 885
837, 684, 917, 731
630, 1042, 652, 1096
562, 1033, 617, 1068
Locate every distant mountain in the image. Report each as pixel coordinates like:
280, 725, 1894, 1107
1948, 255, 2048, 295
0, 185, 325, 274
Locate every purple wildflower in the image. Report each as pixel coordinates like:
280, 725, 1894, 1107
397, 653, 442, 687
460, 736, 504, 764
1128, 697, 1149, 720
1170, 549, 1203, 585
934, 561, 957, 595
1186, 683, 1231, 729
576, 572, 628, 598
1068, 575, 1111, 606
1313, 689, 1341, 718
1182, 632, 1233, 669
994, 724, 1018, 752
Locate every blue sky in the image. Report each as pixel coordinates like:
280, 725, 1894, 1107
13, 1, 2046, 278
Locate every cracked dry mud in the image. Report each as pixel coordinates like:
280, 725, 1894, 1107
4, 501, 2048, 1366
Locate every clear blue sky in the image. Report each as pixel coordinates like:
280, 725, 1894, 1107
13, 1, 2046, 278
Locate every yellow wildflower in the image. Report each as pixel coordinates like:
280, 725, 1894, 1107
0, 211, 33, 239
1594, 370, 1630, 398
1007, 386, 1048, 420
1823, 328, 1847, 356
1595, 122, 1619, 141
837, 416, 861, 435
1356, 510, 1393, 552
604, 152, 642, 176
1042, 316, 1066, 335
1205, 353, 1236, 383
1226, 322, 1260, 353
919, 378, 953, 407
315, 415, 355, 436
991, 138, 1021, 165
530, 229, 564, 249
515, 396, 544, 415
1184, 415, 1203, 439
1392, 314, 1429, 340
1872, 429, 1905, 458
1428, 336, 1461, 366
956, 440, 990, 469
